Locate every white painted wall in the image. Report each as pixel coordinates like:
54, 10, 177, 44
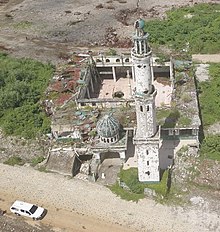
135, 94, 157, 138
136, 143, 160, 182
132, 55, 153, 94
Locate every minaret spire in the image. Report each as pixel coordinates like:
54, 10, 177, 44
132, 19, 160, 182
131, 19, 153, 98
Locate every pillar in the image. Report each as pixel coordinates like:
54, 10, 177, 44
86, 87, 90, 98
170, 59, 174, 83
90, 77, 94, 92
112, 66, 116, 82
150, 58, 154, 82
94, 152, 100, 161
127, 70, 132, 97
139, 41, 142, 54
119, 151, 126, 162
132, 66, 135, 82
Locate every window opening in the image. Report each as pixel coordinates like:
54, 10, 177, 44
174, 129, 179, 135
169, 129, 174, 136
147, 105, 149, 111
140, 105, 143, 112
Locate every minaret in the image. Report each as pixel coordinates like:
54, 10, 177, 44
132, 19, 160, 182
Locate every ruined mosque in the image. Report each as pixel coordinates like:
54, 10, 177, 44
46, 19, 201, 183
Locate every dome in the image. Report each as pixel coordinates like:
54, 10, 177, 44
96, 114, 120, 138
137, 19, 145, 29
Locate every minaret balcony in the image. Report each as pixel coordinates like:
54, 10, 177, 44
131, 48, 151, 58
134, 86, 157, 99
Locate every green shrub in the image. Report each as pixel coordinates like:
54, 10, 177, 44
109, 183, 145, 202
198, 63, 220, 127
106, 48, 117, 56
31, 156, 45, 167
3, 156, 24, 166
178, 116, 191, 127
156, 108, 171, 124
0, 53, 54, 138
37, 166, 49, 172
13, 21, 33, 29
200, 134, 220, 161
144, 3, 220, 53
181, 93, 192, 103
110, 168, 168, 202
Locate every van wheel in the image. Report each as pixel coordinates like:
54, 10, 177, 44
15, 213, 20, 216
33, 217, 36, 220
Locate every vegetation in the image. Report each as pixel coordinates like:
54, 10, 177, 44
156, 108, 191, 128
13, 21, 33, 29
197, 64, 220, 161
178, 116, 191, 127
109, 168, 179, 203
176, 145, 189, 156
37, 166, 50, 172
200, 135, 220, 161
144, 3, 220, 53
106, 48, 117, 56
3, 156, 24, 166
156, 108, 171, 123
181, 93, 192, 103
0, 53, 54, 138
31, 156, 45, 166
198, 63, 220, 127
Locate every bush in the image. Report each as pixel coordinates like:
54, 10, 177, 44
144, 3, 220, 53
181, 93, 192, 103
200, 135, 220, 161
198, 63, 220, 127
109, 183, 144, 202
119, 168, 144, 194
110, 168, 168, 202
31, 156, 45, 167
0, 53, 54, 138
3, 156, 24, 166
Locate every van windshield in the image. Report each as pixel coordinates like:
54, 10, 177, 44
29, 205, 38, 214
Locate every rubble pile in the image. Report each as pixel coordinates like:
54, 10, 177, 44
194, 159, 220, 190
104, 27, 132, 48
172, 145, 200, 190
0, 130, 50, 163
104, 27, 119, 46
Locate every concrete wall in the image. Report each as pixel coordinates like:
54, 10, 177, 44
136, 143, 160, 182
135, 91, 157, 138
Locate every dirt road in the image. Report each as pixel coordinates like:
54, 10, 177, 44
0, 0, 220, 231
0, 163, 220, 232
192, 54, 220, 63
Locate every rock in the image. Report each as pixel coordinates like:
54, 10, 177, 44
144, 188, 156, 198
74, 12, 81, 15
120, 181, 130, 191
190, 196, 204, 206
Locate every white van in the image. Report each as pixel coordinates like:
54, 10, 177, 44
10, 200, 47, 220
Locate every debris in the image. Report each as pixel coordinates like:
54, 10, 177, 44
144, 188, 156, 198
190, 196, 205, 206
0, 209, 6, 216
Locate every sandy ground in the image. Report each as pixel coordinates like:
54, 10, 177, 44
0, 163, 220, 232
0, 0, 220, 231
192, 54, 220, 63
